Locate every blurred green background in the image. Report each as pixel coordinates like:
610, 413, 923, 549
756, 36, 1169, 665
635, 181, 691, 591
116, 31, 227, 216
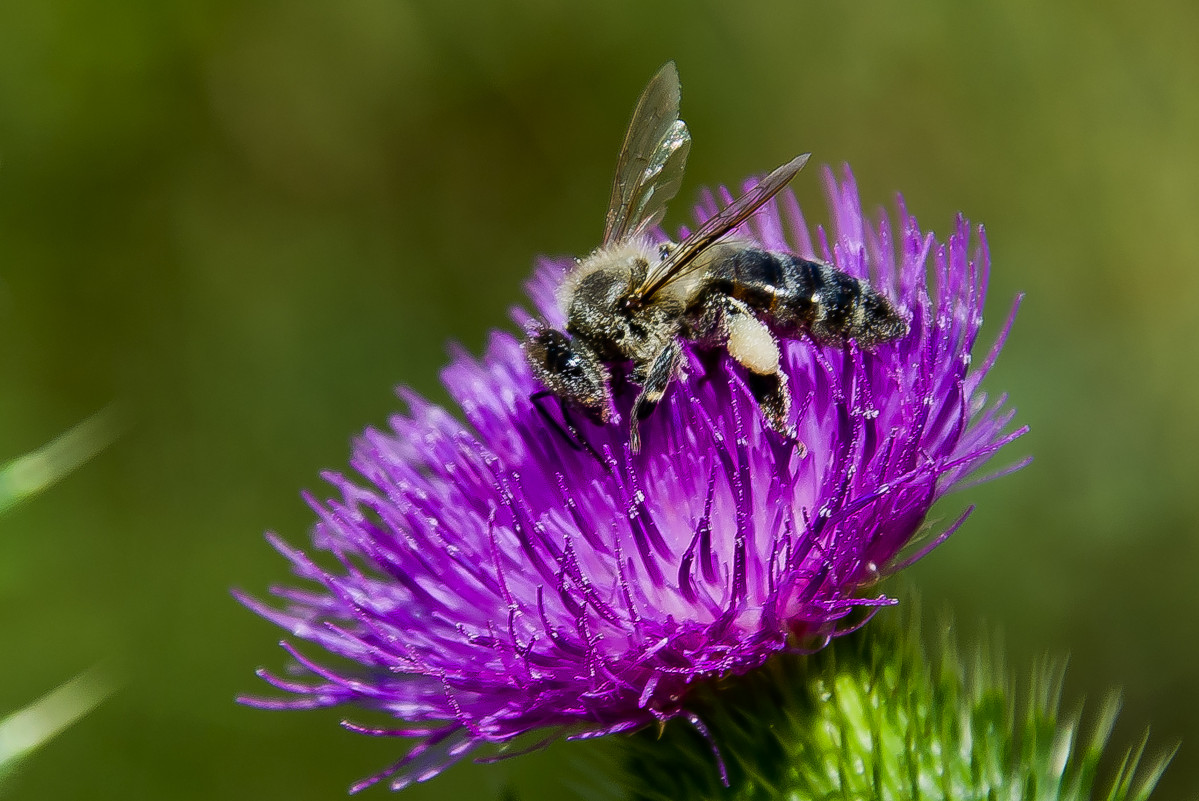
0, 1, 1195, 798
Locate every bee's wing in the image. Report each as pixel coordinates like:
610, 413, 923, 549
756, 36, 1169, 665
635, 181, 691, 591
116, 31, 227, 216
635, 154, 811, 301
601, 62, 692, 247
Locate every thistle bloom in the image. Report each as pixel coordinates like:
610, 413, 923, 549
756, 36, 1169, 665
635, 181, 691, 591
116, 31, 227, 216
238, 166, 1026, 792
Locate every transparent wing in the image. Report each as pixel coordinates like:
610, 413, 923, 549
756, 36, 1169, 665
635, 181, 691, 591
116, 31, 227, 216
635, 154, 811, 301
602, 62, 693, 247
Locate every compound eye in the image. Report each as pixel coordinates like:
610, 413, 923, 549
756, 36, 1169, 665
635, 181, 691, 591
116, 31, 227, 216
556, 353, 585, 379
533, 329, 584, 377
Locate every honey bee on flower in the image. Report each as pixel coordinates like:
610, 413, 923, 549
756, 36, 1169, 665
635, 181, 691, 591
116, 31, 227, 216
240, 63, 1025, 793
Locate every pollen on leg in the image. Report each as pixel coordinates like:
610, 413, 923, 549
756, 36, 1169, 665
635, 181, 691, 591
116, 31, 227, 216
727, 313, 780, 375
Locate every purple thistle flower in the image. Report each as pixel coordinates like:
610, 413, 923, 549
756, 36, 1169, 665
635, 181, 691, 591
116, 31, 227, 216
237, 165, 1027, 792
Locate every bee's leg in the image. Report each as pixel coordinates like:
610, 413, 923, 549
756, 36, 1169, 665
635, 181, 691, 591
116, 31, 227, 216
745, 371, 796, 440
529, 390, 609, 468
628, 341, 682, 453
530, 390, 582, 450
712, 295, 797, 441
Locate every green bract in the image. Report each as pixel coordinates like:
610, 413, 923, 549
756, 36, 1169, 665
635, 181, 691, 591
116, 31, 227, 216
623, 607, 1173, 801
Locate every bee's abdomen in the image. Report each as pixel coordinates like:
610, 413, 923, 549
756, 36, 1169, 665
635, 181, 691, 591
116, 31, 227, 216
709, 248, 907, 347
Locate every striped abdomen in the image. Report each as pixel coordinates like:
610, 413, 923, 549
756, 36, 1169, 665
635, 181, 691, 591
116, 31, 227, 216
706, 247, 907, 346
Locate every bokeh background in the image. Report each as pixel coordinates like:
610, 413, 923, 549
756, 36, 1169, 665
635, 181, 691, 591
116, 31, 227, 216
1, 1, 1196, 798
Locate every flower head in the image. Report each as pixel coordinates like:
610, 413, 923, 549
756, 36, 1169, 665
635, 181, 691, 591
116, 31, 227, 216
238, 166, 1026, 792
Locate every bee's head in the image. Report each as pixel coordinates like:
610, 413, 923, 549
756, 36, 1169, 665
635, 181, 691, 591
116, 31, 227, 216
523, 326, 611, 422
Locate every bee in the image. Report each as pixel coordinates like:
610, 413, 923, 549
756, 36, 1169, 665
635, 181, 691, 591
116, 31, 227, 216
524, 63, 907, 453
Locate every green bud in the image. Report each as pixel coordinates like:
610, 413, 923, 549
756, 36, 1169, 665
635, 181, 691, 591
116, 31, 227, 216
621, 607, 1173, 801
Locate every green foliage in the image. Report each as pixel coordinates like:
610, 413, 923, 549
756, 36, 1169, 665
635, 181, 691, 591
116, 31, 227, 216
0, 414, 117, 784
0, 407, 119, 516
622, 610, 1173, 801
0, 667, 114, 784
